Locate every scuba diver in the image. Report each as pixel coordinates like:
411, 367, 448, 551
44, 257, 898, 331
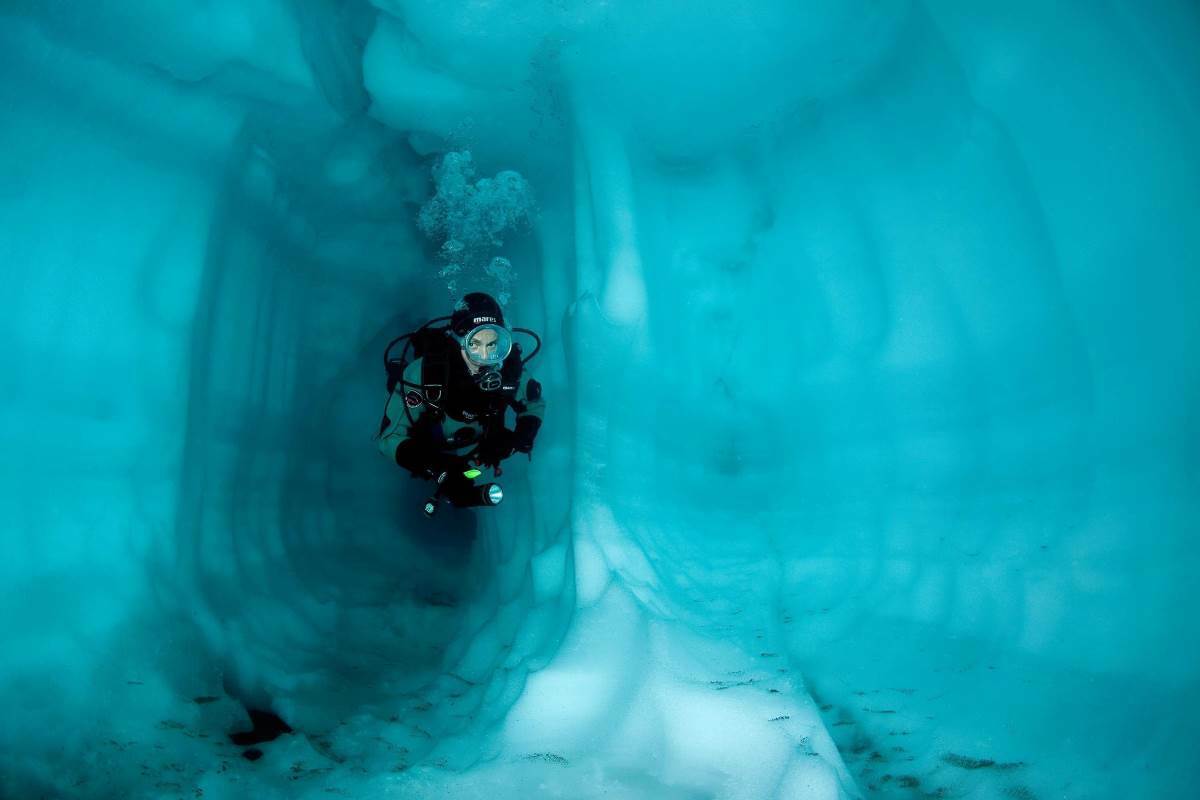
376, 292, 544, 517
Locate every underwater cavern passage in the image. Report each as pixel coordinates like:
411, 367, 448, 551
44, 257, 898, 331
1, 2, 1198, 798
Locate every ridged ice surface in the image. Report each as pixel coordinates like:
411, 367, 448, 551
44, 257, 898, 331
1, 2, 1197, 799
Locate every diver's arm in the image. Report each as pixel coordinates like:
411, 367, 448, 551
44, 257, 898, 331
377, 358, 441, 475
385, 416, 465, 479
376, 388, 412, 462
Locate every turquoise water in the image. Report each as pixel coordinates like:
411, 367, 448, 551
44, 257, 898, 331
1, 2, 1197, 798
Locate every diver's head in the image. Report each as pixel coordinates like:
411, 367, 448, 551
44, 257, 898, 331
451, 292, 505, 337
451, 292, 512, 375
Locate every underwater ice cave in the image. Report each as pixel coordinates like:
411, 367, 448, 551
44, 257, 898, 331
1, 2, 1197, 798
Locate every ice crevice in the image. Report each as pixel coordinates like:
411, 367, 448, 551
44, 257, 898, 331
1, 2, 1198, 800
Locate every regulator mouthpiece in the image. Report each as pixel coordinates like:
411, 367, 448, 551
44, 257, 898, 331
475, 368, 503, 392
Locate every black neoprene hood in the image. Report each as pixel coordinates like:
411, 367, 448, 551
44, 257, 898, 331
450, 292, 506, 336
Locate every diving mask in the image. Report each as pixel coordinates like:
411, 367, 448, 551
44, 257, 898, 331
460, 323, 513, 369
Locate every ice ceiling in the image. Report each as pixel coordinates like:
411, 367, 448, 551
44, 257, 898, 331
1, 1, 1198, 799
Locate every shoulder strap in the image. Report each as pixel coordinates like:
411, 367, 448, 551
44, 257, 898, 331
419, 347, 450, 412
500, 342, 523, 385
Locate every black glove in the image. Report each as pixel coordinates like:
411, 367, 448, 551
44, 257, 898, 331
476, 428, 516, 466
396, 439, 470, 481
512, 416, 541, 454
428, 459, 488, 512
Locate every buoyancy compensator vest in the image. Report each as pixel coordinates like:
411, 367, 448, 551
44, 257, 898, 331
381, 315, 542, 430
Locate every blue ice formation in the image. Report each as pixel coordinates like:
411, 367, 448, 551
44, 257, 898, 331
1, 1, 1198, 799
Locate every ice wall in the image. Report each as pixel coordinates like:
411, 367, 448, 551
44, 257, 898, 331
1, 2, 1198, 799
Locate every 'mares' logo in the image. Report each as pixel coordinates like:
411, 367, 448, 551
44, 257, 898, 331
473, 316, 497, 325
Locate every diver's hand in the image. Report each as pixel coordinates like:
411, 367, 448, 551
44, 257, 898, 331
433, 454, 474, 481
512, 415, 541, 454
476, 429, 516, 465
423, 457, 483, 517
